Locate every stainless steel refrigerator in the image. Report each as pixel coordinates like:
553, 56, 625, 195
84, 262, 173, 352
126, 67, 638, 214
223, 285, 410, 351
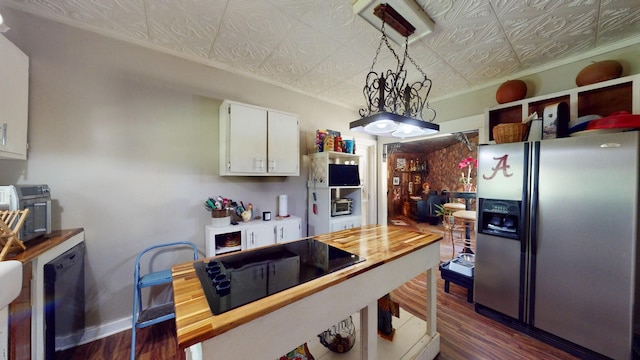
474, 131, 639, 360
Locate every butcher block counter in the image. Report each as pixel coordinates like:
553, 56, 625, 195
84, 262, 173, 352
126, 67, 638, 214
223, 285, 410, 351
172, 225, 442, 360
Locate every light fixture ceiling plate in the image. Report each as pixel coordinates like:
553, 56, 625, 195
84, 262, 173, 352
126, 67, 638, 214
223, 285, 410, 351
353, 0, 434, 45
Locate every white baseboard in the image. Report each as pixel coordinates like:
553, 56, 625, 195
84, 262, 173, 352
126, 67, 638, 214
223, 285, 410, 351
57, 316, 132, 350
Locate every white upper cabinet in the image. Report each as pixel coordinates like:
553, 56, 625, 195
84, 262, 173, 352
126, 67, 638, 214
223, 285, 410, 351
219, 100, 299, 176
0, 34, 29, 160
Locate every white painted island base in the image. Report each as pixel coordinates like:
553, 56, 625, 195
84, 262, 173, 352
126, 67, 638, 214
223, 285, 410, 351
185, 240, 440, 360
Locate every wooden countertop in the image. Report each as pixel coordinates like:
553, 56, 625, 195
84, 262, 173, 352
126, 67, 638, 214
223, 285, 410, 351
172, 225, 442, 350
4, 228, 84, 263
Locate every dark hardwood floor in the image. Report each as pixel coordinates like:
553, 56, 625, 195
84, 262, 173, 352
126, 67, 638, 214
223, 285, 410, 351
58, 219, 576, 359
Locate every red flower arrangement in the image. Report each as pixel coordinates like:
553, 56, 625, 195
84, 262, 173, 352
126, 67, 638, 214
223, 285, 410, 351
458, 156, 478, 184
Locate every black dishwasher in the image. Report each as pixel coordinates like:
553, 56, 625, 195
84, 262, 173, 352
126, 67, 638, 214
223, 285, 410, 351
44, 242, 85, 359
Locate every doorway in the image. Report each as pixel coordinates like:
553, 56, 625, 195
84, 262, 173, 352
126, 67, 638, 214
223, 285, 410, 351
385, 130, 478, 226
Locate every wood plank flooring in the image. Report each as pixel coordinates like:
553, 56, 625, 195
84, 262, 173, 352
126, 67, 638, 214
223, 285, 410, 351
57, 220, 577, 359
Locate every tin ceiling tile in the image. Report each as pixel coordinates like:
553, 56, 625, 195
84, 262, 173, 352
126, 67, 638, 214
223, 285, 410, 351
61, 0, 148, 41
144, 0, 225, 58
254, 20, 339, 85
3, 0, 640, 107
266, 0, 316, 19
209, 29, 271, 72
598, 0, 640, 45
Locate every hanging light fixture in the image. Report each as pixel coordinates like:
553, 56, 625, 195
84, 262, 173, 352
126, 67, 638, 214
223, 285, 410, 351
350, 3, 438, 139
0, 12, 9, 33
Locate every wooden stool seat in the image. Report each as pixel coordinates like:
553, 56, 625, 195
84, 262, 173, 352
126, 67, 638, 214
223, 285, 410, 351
443, 203, 465, 212
453, 210, 476, 221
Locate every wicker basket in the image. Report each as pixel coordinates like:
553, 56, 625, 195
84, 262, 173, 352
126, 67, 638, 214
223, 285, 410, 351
318, 316, 356, 353
493, 123, 529, 144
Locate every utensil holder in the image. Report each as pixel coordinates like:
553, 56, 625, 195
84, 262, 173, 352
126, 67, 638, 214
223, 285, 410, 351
211, 209, 230, 227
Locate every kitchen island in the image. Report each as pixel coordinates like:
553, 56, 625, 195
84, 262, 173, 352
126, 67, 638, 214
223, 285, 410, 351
172, 225, 442, 359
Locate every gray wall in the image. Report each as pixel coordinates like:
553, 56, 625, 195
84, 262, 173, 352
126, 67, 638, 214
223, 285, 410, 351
0, 7, 364, 338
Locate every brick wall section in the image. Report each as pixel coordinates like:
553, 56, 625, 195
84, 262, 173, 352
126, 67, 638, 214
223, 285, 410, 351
425, 134, 479, 194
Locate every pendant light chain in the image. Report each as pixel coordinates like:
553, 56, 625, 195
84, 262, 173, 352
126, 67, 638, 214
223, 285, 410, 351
352, 4, 439, 138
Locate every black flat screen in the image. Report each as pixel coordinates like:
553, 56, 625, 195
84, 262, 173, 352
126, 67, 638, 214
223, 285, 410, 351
328, 164, 360, 186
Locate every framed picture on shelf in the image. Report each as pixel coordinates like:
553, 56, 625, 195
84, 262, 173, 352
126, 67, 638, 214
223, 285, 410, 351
393, 177, 400, 185
395, 158, 406, 171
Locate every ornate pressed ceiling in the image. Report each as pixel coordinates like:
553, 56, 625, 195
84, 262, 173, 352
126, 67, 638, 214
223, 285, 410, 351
1, 0, 640, 110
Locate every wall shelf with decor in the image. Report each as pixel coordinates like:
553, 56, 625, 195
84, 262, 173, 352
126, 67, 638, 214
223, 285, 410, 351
485, 74, 640, 143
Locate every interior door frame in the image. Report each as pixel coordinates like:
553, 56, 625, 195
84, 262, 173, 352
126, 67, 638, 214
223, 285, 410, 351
354, 137, 378, 226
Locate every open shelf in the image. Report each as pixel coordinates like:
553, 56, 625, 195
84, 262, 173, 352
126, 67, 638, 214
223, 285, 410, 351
485, 74, 640, 143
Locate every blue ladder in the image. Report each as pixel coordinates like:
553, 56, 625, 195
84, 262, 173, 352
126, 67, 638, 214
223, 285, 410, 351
130, 241, 198, 360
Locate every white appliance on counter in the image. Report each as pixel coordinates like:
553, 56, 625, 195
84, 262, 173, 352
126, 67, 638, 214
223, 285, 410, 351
0, 260, 22, 360
475, 131, 640, 359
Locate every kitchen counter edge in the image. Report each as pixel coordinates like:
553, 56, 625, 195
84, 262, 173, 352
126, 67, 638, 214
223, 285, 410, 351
4, 228, 85, 263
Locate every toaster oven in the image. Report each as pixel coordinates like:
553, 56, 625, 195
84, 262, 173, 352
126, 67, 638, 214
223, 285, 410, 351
0, 184, 52, 242
331, 198, 353, 217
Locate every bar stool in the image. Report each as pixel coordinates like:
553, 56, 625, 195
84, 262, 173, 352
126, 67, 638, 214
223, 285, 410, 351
453, 210, 476, 254
131, 241, 198, 360
442, 203, 466, 259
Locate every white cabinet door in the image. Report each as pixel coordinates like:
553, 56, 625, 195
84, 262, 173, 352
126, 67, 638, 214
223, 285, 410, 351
330, 216, 361, 232
245, 223, 276, 249
227, 103, 268, 174
275, 218, 301, 243
267, 111, 299, 175
0, 35, 28, 160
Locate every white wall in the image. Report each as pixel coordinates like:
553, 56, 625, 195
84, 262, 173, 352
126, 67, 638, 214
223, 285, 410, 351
0, 7, 367, 341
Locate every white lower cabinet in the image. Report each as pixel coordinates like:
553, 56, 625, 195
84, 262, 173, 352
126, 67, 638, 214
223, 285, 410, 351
205, 216, 301, 257
329, 215, 361, 232
275, 217, 302, 243
245, 223, 276, 250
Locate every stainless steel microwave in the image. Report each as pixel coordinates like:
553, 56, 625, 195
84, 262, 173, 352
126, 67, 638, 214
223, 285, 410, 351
331, 198, 353, 217
0, 184, 52, 242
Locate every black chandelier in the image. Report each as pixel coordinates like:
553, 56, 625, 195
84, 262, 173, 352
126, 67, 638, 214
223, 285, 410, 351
350, 3, 438, 138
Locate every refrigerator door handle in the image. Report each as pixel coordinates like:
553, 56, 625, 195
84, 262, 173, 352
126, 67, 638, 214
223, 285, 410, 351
529, 142, 540, 256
